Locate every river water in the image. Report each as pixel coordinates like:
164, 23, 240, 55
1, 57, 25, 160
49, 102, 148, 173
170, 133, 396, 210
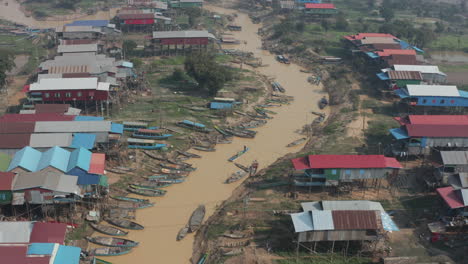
1, 2, 326, 263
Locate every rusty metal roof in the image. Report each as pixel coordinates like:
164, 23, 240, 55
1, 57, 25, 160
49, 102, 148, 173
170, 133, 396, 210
0, 134, 31, 148
48, 65, 90, 74
35, 104, 71, 114
0, 122, 35, 134
387, 70, 422, 80
332, 210, 379, 230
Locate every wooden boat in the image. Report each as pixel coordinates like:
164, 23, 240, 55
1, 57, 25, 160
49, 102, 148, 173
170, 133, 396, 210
214, 125, 231, 137
197, 253, 208, 264
130, 182, 171, 190
109, 209, 135, 220
127, 186, 167, 197
147, 177, 185, 184
89, 223, 128, 236
95, 258, 113, 264
142, 150, 167, 161
226, 170, 247, 184
193, 146, 216, 152
86, 236, 139, 248
228, 147, 249, 162
111, 196, 149, 203
216, 138, 232, 144
176, 120, 212, 133
88, 247, 131, 257
255, 107, 277, 115
319, 97, 328, 109
188, 205, 206, 233
159, 168, 190, 176
222, 248, 243, 256
166, 159, 192, 167
239, 119, 266, 129
177, 225, 189, 241
160, 163, 196, 171
233, 110, 247, 116
234, 163, 250, 172
112, 201, 154, 210
106, 218, 144, 230
177, 150, 201, 158
223, 232, 246, 239
144, 174, 185, 180
272, 82, 285, 93
286, 137, 307, 147
132, 129, 172, 140
224, 128, 256, 138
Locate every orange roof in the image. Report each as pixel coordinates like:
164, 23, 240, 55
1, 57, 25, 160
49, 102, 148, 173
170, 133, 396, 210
88, 153, 105, 174
344, 33, 397, 41
376, 49, 416, 57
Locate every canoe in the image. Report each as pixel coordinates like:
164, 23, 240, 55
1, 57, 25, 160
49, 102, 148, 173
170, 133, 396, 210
193, 146, 216, 152
111, 196, 149, 203
144, 174, 185, 180
222, 248, 243, 256
131, 182, 171, 189
112, 201, 154, 210
228, 147, 249, 162
188, 205, 206, 233
239, 119, 267, 129
216, 138, 232, 144
95, 258, 112, 264
255, 107, 277, 115
142, 150, 167, 161
226, 170, 247, 184
89, 223, 128, 236
177, 225, 189, 241
224, 128, 256, 138
147, 177, 185, 184
127, 186, 167, 197
223, 232, 246, 239
86, 236, 139, 248
214, 125, 231, 137
176, 150, 201, 158
159, 168, 190, 176
234, 163, 250, 172
166, 159, 192, 167
198, 253, 208, 264
160, 163, 196, 171
88, 247, 131, 257
286, 137, 307, 147
106, 218, 144, 230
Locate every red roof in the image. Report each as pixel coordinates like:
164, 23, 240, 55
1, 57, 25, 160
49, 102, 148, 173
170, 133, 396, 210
137, 128, 164, 134
436, 186, 465, 209
22, 85, 30, 93
386, 54, 418, 66
35, 104, 71, 114
406, 124, 468, 137
89, 153, 105, 174
376, 49, 416, 57
29, 222, 67, 244
344, 33, 397, 41
292, 155, 402, 170
0, 134, 31, 149
0, 245, 28, 264
304, 3, 336, 9
408, 115, 468, 125
0, 172, 16, 190
332, 210, 379, 230
0, 114, 75, 122
0, 122, 35, 134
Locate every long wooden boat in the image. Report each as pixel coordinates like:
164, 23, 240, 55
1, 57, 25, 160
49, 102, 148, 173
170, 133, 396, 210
255, 107, 277, 115
106, 218, 144, 230
223, 232, 246, 239
177, 150, 201, 158
145, 174, 185, 180
193, 146, 216, 152
89, 223, 128, 236
95, 258, 113, 264
224, 128, 256, 138
160, 163, 196, 171
177, 225, 189, 241
239, 119, 267, 129
127, 186, 167, 197
86, 236, 139, 248
234, 163, 250, 172
160, 168, 190, 176
216, 137, 232, 144
88, 247, 132, 257
132, 129, 172, 140
228, 147, 249, 162
226, 170, 247, 184
197, 253, 208, 264
176, 120, 213, 133
112, 201, 154, 210
147, 177, 185, 184
189, 205, 206, 233
286, 137, 307, 147
111, 196, 149, 203
142, 150, 168, 161
233, 110, 247, 116
130, 182, 171, 190
166, 159, 192, 167
214, 125, 231, 137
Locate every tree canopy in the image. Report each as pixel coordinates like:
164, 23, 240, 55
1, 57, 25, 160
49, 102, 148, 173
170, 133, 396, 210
0, 50, 15, 90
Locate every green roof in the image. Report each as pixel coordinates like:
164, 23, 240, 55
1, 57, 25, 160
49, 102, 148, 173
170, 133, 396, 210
0, 153, 12, 172
99, 175, 109, 187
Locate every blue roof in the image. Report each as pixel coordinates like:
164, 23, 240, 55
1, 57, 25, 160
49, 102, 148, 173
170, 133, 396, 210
381, 212, 399, 231
67, 148, 91, 172
210, 102, 233, 109
394, 88, 409, 98
8, 147, 42, 172
182, 120, 205, 128
397, 39, 424, 53
66, 20, 109, 27
376, 72, 390, 81
70, 133, 96, 150
458, 90, 468, 98
68, 168, 100, 185
37, 147, 71, 172
390, 127, 410, 140
54, 245, 81, 264
74, 116, 104, 121
366, 52, 379, 59
111, 123, 124, 134
27, 243, 56, 255
121, 61, 134, 68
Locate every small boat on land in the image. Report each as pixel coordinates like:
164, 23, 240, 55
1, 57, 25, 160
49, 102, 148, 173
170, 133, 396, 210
111, 196, 149, 203
106, 218, 144, 230
228, 147, 249, 162
272, 82, 285, 93
224, 128, 256, 138
89, 223, 128, 236
160, 163, 195, 171
189, 205, 206, 233
127, 186, 167, 197
233, 110, 247, 116
166, 159, 192, 167
132, 128, 172, 140
144, 174, 185, 180
86, 236, 139, 248
223, 232, 246, 239
177, 150, 201, 158
177, 225, 189, 241
147, 177, 185, 184
176, 120, 212, 133
216, 137, 232, 144
193, 146, 216, 152
239, 119, 267, 129
113, 201, 154, 210
222, 248, 243, 256
130, 182, 172, 190
255, 107, 277, 115
234, 163, 250, 172
226, 170, 247, 184
214, 125, 231, 137
286, 137, 307, 147
198, 253, 209, 264
88, 247, 132, 257
95, 258, 112, 264
143, 150, 167, 161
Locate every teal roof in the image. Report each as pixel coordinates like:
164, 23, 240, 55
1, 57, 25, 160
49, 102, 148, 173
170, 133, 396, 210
8, 147, 42, 172
70, 133, 96, 149
111, 123, 124, 134
37, 147, 71, 172
67, 148, 91, 172
54, 245, 81, 264
27, 243, 56, 255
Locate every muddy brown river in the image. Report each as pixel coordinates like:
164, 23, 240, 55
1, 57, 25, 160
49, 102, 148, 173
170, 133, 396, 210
2, 2, 326, 263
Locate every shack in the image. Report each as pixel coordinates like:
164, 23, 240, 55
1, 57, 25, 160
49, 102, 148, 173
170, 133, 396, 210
376, 70, 422, 89
391, 65, 446, 84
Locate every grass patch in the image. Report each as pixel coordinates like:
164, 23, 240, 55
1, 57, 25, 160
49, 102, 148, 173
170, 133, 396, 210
439, 63, 468, 73
66, 223, 88, 241
430, 34, 468, 51
206, 223, 229, 240
152, 56, 186, 66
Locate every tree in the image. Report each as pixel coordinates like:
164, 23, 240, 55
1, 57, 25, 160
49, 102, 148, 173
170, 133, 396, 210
335, 14, 349, 31
380, 6, 395, 22
435, 21, 445, 33
55, 0, 76, 9
295, 22, 305, 32
184, 52, 233, 96
183, 7, 203, 27
123, 40, 137, 57
321, 19, 330, 31
130, 58, 143, 69
0, 50, 15, 91
171, 68, 185, 81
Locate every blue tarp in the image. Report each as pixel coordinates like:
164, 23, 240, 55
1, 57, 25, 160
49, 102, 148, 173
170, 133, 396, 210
390, 128, 410, 140
381, 212, 399, 231
27, 243, 56, 255
366, 52, 380, 59
210, 102, 233, 109
111, 123, 124, 134
66, 20, 109, 27
74, 116, 104, 121
182, 120, 205, 128
70, 133, 96, 150
68, 168, 100, 185
376, 72, 390, 81
394, 88, 409, 98
54, 245, 81, 264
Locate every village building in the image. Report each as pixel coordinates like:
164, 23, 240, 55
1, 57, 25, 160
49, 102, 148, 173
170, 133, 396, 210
57, 43, 99, 56
303, 3, 337, 15
390, 65, 446, 84
169, 0, 204, 8
436, 186, 468, 213
291, 155, 402, 187
56, 20, 120, 40
19, 104, 81, 115
394, 84, 468, 107
150, 30, 216, 55
127, 0, 169, 11
377, 70, 423, 89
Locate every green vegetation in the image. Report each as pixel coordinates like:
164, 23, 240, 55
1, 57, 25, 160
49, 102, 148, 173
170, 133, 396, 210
0, 35, 48, 75
0, 49, 15, 90
23, 0, 122, 17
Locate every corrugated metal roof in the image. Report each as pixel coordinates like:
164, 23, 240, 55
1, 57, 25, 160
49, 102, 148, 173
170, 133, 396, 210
73, 116, 104, 121
123, 121, 148, 126
8, 147, 42, 172
332, 210, 379, 230
406, 85, 459, 97
12, 170, 80, 195
119, 13, 155, 19
386, 54, 418, 66
279, 1, 295, 9
111, 123, 124, 134
48, 65, 90, 74
66, 20, 109, 27
408, 115, 468, 125
27, 243, 56, 255
461, 189, 468, 206
57, 44, 98, 53
127, 138, 155, 143
35, 104, 71, 114
0, 122, 36, 134
54, 245, 81, 264
0, 246, 29, 263
29, 133, 73, 148
63, 25, 99, 32
0, 172, 16, 190
0, 221, 34, 243
67, 148, 91, 172
458, 173, 468, 188
40, 54, 116, 75
387, 71, 422, 80
301, 201, 322, 211
60, 39, 96, 45
393, 65, 445, 75
344, 33, 397, 41
370, 43, 402, 50
29, 78, 100, 91
37, 146, 71, 172
360, 37, 398, 45
0, 133, 31, 148
440, 151, 468, 165
322, 200, 385, 211
210, 102, 232, 109
377, 49, 416, 57
30, 222, 67, 244
290, 212, 314, 233
152, 30, 215, 39
0, 113, 75, 122
304, 3, 336, 9
34, 121, 112, 133
308, 155, 402, 169
311, 210, 334, 230
298, 230, 375, 242
436, 186, 465, 209
70, 133, 96, 149
89, 153, 105, 175
406, 124, 468, 137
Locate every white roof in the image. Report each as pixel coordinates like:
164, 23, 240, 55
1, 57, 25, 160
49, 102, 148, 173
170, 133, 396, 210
57, 44, 98, 53
97, 82, 110, 91
290, 212, 313, 233
393, 65, 446, 76
29, 78, 109, 91
29, 133, 73, 148
152, 30, 215, 39
0, 222, 34, 243
34, 121, 112, 133
406, 85, 460, 97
